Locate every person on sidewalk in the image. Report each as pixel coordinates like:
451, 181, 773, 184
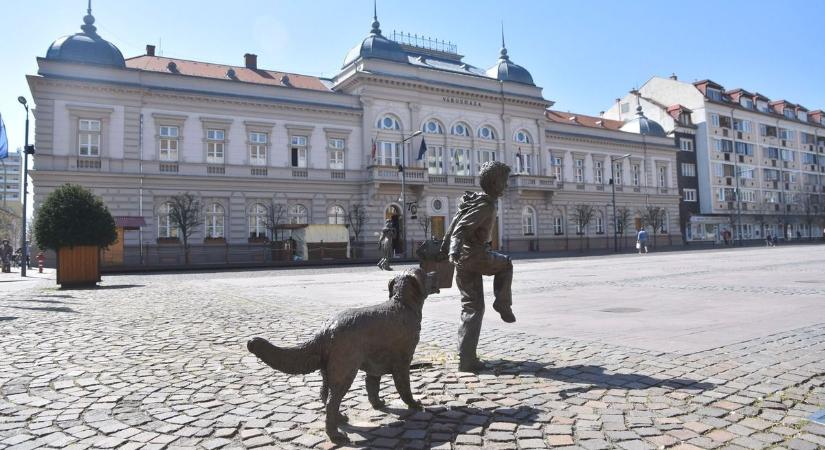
636, 228, 649, 254
440, 161, 515, 373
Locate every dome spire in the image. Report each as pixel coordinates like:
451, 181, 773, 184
371, 0, 381, 35
499, 22, 509, 60
81, 0, 98, 35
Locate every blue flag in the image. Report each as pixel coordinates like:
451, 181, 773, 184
0, 113, 8, 160
416, 137, 427, 161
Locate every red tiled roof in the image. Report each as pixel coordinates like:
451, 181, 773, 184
125, 55, 330, 92
666, 103, 692, 113
546, 110, 624, 131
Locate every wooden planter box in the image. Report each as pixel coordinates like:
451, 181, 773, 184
57, 245, 101, 287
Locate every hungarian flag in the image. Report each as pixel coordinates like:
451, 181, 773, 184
0, 113, 8, 160
370, 138, 377, 162
416, 137, 428, 161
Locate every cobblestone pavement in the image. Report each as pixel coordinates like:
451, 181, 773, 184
1, 247, 824, 449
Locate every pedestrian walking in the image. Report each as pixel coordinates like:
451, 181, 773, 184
636, 228, 649, 254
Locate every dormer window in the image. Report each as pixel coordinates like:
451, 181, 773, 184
741, 98, 754, 109
784, 109, 795, 119
798, 111, 807, 122
707, 88, 722, 101
679, 112, 691, 125
757, 101, 769, 113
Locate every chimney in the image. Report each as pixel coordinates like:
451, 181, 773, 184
146, 45, 156, 56
669, 73, 678, 80
244, 53, 257, 70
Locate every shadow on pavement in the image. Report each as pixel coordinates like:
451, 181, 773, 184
0, 316, 17, 321
61, 284, 144, 291
5, 306, 78, 314
35, 294, 75, 299
341, 404, 541, 448
8, 299, 75, 305
535, 364, 716, 398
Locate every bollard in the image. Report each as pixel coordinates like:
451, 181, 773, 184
37, 252, 45, 273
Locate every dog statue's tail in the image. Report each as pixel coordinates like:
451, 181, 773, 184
247, 337, 322, 374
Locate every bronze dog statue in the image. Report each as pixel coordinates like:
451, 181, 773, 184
247, 268, 439, 443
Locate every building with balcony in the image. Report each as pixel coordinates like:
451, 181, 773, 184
27, 5, 680, 264
605, 75, 825, 242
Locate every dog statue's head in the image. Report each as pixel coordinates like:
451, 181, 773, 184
388, 267, 439, 308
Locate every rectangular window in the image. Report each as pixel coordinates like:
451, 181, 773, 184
249, 132, 267, 166
733, 119, 752, 132
711, 113, 720, 127
779, 128, 794, 142
757, 101, 769, 113
658, 166, 667, 187
784, 109, 795, 119
780, 149, 795, 162
681, 163, 696, 177
738, 166, 755, 179
596, 217, 604, 234
683, 188, 697, 202
206, 129, 225, 164
475, 149, 496, 175
763, 168, 780, 181
739, 189, 755, 202
716, 187, 735, 202
328, 138, 345, 170
429, 147, 445, 175
802, 153, 817, 165
741, 98, 754, 109
613, 162, 623, 185
328, 138, 345, 149
78, 119, 101, 157
707, 88, 722, 101
377, 141, 399, 166
631, 164, 640, 186
594, 161, 603, 184
679, 139, 694, 152
574, 159, 584, 183
290, 135, 308, 168
715, 139, 733, 153
552, 156, 562, 180
159, 125, 179, 161
764, 147, 779, 159
798, 111, 808, 122
735, 142, 754, 156
451, 148, 471, 175
760, 124, 777, 137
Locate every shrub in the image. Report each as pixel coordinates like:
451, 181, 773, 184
34, 184, 117, 250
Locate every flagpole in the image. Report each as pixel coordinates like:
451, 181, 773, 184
399, 130, 422, 259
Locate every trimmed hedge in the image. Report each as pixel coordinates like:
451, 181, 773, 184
34, 184, 117, 250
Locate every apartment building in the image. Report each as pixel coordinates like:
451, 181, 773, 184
605, 76, 825, 242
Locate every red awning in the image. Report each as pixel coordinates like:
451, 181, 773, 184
114, 216, 146, 230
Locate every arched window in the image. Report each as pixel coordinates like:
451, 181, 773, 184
376, 114, 401, 130
157, 202, 178, 238
660, 211, 669, 233
422, 119, 444, 134
328, 205, 346, 225
553, 213, 564, 235
478, 125, 497, 140
248, 203, 268, 239
451, 122, 471, 137
206, 203, 225, 238
290, 204, 308, 224
514, 129, 532, 144
522, 206, 536, 236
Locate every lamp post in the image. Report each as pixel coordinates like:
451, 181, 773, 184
610, 153, 631, 252
18, 96, 34, 277
398, 130, 422, 258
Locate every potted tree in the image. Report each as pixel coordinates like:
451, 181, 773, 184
34, 184, 116, 287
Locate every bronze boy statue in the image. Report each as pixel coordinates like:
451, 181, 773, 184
377, 219, 396, 271
439, 161, 514, 372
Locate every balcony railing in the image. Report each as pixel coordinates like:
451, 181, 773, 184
510, 174, 556, 192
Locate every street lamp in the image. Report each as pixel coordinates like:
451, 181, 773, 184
398, 130, 423, 258
610, 153, 631, 252
18, 96, 34, 277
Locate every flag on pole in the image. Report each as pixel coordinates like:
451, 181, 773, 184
0, 113, 8, 160
416, 137, 428, 161
370, 138, 377, 163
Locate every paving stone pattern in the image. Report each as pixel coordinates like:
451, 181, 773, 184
0, 261, 824, 449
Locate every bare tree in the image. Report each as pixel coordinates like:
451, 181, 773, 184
638, 205, 666, 248
0, 208, 21, 247
417, 212, 432, 241
572, 204, 595, 250
616, 206, 632, 249
347, 203, 368, 258
801, 194, 818, 240
168, 193, 203, 264
264, 201, 287, 242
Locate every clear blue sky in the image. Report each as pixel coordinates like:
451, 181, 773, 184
3, 0, 825, 153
